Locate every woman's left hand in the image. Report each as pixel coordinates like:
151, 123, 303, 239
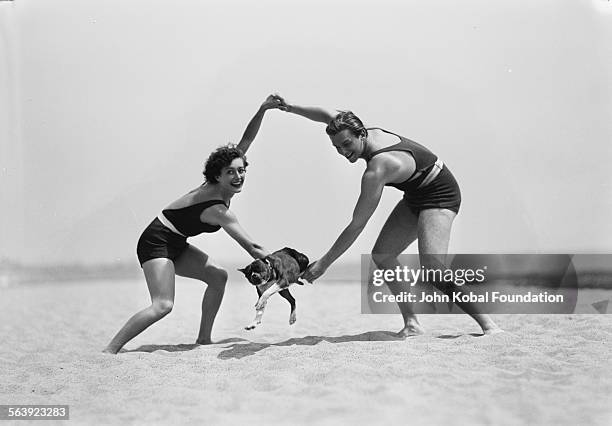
301, 259, 328, 283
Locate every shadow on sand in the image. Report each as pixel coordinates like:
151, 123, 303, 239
124, 332, 494, 355
126, 338, 248, 353
217, 330, 406, 360
436, 333, 484, 339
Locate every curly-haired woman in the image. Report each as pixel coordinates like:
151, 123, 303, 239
104, 96, 282, 353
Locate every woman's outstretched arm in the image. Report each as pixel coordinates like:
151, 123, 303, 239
236, 95, 283, 154
302, 163, 387, 282
207, 205, 269, 259
274, 94, 339, 124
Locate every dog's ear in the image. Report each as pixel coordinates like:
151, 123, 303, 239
237, 267, 249, 276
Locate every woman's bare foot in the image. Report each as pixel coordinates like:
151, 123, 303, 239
398, 319, 426, 337
483, 326, 504, 335
473, 314, 503, 336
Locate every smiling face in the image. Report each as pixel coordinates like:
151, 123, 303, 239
217, 158, 247, 193
330, 129, 365, 163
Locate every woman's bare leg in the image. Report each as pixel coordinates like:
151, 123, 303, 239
417, 209, 502, 334
371, 200, 424, 336
103, 258, 176, 354
174, 245, 227, 344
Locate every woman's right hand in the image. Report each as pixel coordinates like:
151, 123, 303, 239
301, 259, 328, 283
270, 94, 289, 111
261, 94, 285, 111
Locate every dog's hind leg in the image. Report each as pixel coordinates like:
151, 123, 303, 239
279, 289, 297, 325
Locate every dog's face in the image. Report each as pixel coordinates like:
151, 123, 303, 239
238, 259, 273, 285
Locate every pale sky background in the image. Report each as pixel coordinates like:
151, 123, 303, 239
1, 0, 611, 267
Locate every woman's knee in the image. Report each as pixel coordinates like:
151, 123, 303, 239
207, 267, 228, 290
371, 250, 396, 269
152, 299, 174, 317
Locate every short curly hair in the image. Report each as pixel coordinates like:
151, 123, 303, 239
325, 111, 368, 138
203, 144, 248, 183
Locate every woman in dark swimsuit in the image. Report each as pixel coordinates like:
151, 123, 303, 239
104, 96, 283, 354
273, 94, 501, 337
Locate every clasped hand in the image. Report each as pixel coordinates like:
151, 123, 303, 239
301, 259, 328, 283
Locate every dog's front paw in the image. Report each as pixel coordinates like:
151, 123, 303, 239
245, 323, 257, 331
289, 311, 297, 325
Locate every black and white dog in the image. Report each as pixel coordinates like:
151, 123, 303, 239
238, 247, 309, 330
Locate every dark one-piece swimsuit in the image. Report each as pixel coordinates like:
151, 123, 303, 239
365, 128, 461, 215
136, 199, 227, 266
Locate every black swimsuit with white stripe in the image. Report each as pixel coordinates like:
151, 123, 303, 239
365, 128, 462, 215
136, 199, 227, 266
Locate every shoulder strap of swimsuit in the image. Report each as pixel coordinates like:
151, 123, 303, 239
164, 199, 228, 213
367, 127, 401, 138
198, 199, 229, 210
365, 127, 412, 161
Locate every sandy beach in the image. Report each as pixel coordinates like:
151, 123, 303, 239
2, 0, 611, 424
1, 277, 610, 425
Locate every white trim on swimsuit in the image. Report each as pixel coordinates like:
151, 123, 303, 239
418, 158, 444, 189
157, 212, 188, 238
